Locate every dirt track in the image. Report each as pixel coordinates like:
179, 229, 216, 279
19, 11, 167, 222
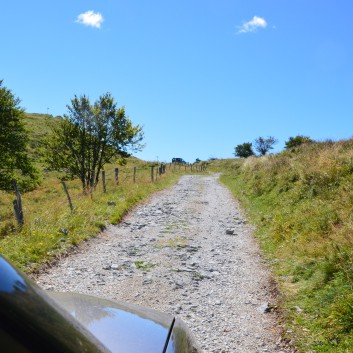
36, 174, 291, 352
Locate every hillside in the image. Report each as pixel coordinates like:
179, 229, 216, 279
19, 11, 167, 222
208, 140, 353, 352
24, 113, 61, 161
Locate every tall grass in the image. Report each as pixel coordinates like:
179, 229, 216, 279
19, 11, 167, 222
209, 140, 353, 352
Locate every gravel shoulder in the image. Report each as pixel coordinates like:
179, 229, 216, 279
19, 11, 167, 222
36, 174, 291, 353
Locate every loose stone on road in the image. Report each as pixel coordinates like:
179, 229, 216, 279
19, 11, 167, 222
36, 174, 290, 353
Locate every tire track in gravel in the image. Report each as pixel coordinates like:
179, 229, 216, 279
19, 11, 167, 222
36, 174, 291, 353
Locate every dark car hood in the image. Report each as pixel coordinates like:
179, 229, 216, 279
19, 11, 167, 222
48, 291, 173, 353
0, 255, 201, 353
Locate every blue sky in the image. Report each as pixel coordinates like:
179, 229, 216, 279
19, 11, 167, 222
1, 1, 352, 163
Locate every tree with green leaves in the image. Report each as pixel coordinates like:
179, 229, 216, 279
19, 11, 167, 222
0, 80, 39, 191
285, 135, 313, 149
46, 93, 144, 191
254, 136, 278, 156
234, 142, 255, 158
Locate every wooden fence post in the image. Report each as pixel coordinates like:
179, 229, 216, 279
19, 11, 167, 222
12, 179, 24, 226
90, 171, 95, 198
115, 168, 119, 185
133, 167, 136, 183
62, 181, 74, 212
13, 200, 23, 226
151, 166, 154, 182
102, 170, 106, 193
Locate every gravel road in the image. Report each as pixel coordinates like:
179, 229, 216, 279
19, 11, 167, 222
36, 174, 291, 353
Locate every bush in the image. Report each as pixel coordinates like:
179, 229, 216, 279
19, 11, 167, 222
234, 142, 255, 158
285, 135, 314, 150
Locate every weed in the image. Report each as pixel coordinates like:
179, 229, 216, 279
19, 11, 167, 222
156, 236, 188, 248
134, 261, 157, 271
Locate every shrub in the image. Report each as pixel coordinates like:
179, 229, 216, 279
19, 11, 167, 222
285, 135, 314, 150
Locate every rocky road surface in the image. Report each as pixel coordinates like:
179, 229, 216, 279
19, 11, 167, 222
36, 174, 291, 353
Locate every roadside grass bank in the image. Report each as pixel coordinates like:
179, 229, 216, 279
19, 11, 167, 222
209, 140, 353, 352
0, 160, 186, 272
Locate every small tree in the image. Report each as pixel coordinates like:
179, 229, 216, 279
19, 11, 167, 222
0, 80, 39, 190
234, 142, 255, 158
285, 135, 313, 149
46, 93, 144, 191
254, 136, 278, 156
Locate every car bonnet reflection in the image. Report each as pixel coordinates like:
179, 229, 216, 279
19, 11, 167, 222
87, 308, 168, 352
49, 292, 171, 353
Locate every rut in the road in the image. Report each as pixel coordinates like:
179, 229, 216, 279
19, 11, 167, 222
36, 174, 290, 353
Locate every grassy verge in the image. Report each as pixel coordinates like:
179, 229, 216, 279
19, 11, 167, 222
209, 141, 353, 352
0, 160, 185, 272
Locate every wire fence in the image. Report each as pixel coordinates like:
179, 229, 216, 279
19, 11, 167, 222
5, 162, 207, 228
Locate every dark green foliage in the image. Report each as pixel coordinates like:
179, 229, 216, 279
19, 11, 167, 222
234, 142, 255, 158
45, 93, 144, 191
0, 80, 39, 191
254, 136, 278, 155
285, 135, 314, 150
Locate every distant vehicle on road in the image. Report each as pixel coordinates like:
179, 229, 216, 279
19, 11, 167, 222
172, 158, 186, 164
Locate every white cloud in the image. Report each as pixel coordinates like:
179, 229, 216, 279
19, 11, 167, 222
237, 16, 267, 34
76, 10, 104, 29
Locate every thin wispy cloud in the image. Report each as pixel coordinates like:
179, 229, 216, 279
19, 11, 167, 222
76, 10, 104, 29
237, 16, 267, 34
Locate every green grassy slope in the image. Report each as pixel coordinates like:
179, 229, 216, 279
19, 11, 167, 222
24, 113, 61, 161
209, 141, 353, 352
